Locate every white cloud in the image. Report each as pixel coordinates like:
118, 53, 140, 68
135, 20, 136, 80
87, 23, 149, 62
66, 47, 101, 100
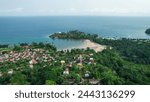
0, 0, 150, 16
0, 8, 24, 13
69, 8, 77, 12
14, 8, 24, 12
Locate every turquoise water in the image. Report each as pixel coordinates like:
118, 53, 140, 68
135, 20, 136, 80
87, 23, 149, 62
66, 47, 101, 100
0, 16, 150, 49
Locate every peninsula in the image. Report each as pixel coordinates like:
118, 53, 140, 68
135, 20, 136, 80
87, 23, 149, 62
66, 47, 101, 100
49, 30, 106, 52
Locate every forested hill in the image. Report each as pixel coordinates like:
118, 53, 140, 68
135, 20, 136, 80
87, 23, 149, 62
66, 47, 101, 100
49, 30, 98, 40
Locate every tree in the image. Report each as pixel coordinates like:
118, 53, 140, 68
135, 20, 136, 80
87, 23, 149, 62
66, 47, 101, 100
45, 80, 56, 85
10, 72, 28, 85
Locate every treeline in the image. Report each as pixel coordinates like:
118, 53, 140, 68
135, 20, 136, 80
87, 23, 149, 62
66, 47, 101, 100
13, 42, 57, 52
0, 44, 8, 48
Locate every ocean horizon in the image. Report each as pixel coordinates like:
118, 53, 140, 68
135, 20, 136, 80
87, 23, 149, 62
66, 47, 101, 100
0, 16, 150, 49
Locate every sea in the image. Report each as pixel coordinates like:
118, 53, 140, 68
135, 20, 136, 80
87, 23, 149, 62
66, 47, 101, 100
0, 16, 150, 50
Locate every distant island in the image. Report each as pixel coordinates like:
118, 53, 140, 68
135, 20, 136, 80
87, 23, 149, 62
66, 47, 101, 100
145, 28, 150, 34
0, 30, 150, 85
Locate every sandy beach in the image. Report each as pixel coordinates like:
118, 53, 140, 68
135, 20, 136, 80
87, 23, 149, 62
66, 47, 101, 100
62, 39, 106, 52
81, 39, 106, 52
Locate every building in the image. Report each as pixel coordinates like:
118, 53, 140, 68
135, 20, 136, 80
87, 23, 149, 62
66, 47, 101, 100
61, 60, 65, 66
29, 59, 37, 65
8, 69, 13, 75
63, 68, 69, 75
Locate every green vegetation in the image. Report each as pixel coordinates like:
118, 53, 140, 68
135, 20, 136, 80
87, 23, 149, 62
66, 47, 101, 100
0, 31, 150, 85
145, 28, 150, 34
93, 38, 150, 64
0, 44, 8, 48
49, 30, 98, 40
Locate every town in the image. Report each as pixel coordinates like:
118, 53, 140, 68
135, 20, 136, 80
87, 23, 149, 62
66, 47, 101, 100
0, 42, 101, 85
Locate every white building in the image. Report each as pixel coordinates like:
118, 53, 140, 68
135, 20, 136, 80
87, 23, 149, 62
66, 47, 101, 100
63, 68, 69, 75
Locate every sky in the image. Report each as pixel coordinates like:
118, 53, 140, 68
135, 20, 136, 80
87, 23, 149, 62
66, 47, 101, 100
0, 0, 150, 16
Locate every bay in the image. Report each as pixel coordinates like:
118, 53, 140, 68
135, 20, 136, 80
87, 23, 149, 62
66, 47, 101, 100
0, 16, 150, 50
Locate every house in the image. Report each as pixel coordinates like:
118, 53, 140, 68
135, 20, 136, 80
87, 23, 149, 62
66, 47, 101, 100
88, 57, 94, 64
63, 68, 69, 75
10, 51, 14, 54
84, 73, 90, 78
60, 60, 65, 65
4, 54, 9, 58
29, 59, 37, 65
84, 71, 90, 78
8, 69, 13, 75
29, 59, 37, 68
89, 53, 94, 56
66, 62, 73, 68
89, 58, 94, 62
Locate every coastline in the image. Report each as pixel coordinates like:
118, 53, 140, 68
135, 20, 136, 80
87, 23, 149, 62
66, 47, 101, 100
61, 39, 106, 52
83, 39, 106, 52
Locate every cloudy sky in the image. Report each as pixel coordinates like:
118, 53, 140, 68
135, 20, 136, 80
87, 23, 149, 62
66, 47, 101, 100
0, 0, 150, 16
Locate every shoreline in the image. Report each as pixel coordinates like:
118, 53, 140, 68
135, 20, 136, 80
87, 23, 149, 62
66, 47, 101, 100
82, 39, 106, 52
61, 39, 106, 52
